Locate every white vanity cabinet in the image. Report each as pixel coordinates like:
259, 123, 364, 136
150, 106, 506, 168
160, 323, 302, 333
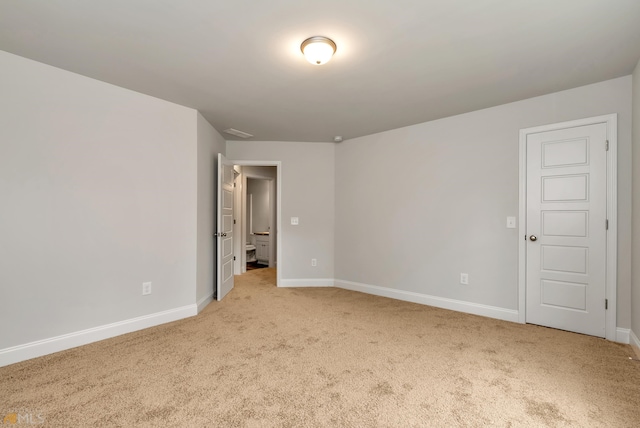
255, 235, 269, 264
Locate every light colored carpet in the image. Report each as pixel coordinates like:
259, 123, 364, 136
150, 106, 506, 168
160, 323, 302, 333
1, 268, 639, 427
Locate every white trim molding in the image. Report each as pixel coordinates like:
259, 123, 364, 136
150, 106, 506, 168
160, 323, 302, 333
280, 278, 335, 288
630, 330, 640, 359
197, 293, 214, 313
0, 304, 197, 368
616, 328, 630, 344
518, 114, 618, 341
334, 279, 519, 323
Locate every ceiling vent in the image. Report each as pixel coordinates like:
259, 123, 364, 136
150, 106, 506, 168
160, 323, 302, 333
223, 128, 254, 139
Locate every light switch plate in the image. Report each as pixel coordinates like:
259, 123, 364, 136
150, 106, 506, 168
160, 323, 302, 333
291, 217, 299, 225
142, 282, 152, 295
507, 217, 516, 229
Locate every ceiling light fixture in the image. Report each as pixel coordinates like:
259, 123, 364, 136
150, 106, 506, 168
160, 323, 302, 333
300, 36, 336, 65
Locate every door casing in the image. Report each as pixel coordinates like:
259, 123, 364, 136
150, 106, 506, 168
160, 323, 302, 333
518, 114, 618, 341
231, 160, 282, 287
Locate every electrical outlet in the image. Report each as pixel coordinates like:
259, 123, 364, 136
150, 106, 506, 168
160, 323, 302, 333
311, 258, 317, 267
460, 273, 469, 285
291, 217, 299, 225
142, 282, 152, 295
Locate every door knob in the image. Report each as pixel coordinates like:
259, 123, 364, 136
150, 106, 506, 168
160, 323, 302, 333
529, 235, 537, 241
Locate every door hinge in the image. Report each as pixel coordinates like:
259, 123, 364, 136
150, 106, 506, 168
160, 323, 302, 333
233, 256, 236, 261
233, 182, 236, 187
606, 219, 609, 230
233, 219, 236, 224
606, 140, 609, 151
605, 299, 608, 310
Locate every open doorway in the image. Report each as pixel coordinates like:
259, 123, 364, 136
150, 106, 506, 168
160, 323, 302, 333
231, 162, 281, 287
246, 176, 274, 270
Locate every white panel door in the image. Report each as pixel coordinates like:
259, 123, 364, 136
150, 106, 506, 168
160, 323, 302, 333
217, 153, 234, 301
526, 123, 607, 337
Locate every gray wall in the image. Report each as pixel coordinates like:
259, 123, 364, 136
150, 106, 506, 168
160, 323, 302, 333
227, 142, 335, 280
196, 113, 226, 308
2, 47, 635, 359
0, 51, 199, 348
632, 60, 640, 342
335, 76, 633, 327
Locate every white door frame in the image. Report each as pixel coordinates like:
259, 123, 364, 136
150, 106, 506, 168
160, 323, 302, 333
518, 114, 617, 341
231, 160, 282, 287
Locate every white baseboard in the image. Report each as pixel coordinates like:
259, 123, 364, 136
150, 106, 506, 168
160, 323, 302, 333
0, 304, 198, 368
279, 278, 335, 288
334, 279, 519, 323
630, 330, 640, 359
615, 327, 630, 344
197, 293, 214, 313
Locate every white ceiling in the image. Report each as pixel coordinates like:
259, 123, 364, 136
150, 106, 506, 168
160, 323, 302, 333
1, 0, 640, 142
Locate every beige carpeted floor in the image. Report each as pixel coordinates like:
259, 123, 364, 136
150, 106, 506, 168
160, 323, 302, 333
2, 268, 639, 427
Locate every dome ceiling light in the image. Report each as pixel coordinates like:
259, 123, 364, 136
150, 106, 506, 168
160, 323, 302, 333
300, 36, 336, 65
